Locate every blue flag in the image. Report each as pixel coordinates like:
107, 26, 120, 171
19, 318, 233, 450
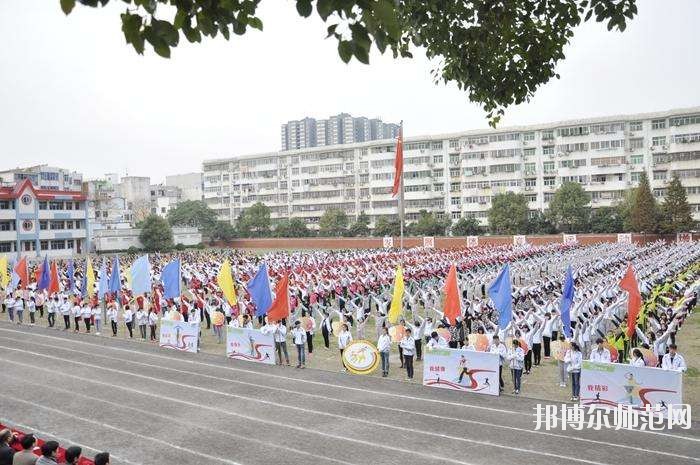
67, 259, 75, 293
161, 259, 181, 299
108, 256, 121, 294
130, 255, 151, 295
38, 256, 50, 291
247, 263, 272, 317
81, 272, 88, 299
98, 261, 109, 300
488, 263, 513, 329
560, 265, 575, 338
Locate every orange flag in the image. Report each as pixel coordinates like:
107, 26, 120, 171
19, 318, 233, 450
443, 264, 461, 324
619, 263, 641, 338
49, 262, 60, 295
13, 257, 28, 290
267, 273, 289, 322
391, 126, 403, 197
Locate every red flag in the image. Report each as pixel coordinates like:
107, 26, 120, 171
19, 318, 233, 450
390, 126, 403, 197
34, 264, 43, 287
619, 263, 641, 338
267, 273, 289, 322
443, 264, 461, 324
49, 262, 60, 295
13, 257, 28, 290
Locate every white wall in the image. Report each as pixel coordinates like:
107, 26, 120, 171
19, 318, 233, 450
93, 227, 202, 252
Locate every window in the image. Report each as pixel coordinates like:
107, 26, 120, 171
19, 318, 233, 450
629, 121, 643, 131
590, 139, 625, 150
49, 201, 63, 210
543, 161, 555, 173
670, 115, 700, 127
0, 243, 12, 253
542, 146, 554, 156
524, 178, 537, 187
541, 130, 554, 140
558, 126, 589, 137
488, 133, 520, 142
629, 138, 644, 150
543, 177, 556, 187
433, 183, 444, 192
40, 240, 49, 251
671, 133, 700, 144
450, 182, 460, 192
433, 155, 443, 164
523, 148, 536, 157
0, 200, 15, 209
653, 171, 667, 180
652, 136, 667, 147
450, 197, 460, 206
524, 163, 536, 174
0, 221, 14, 231
630, 154, 644, 165
50, 240, 66, 250
651, 119, 666, 130
630, 172, 643, 182
431, 141, 443, 150
66, 239, 74, 249
522, 132, 535, 141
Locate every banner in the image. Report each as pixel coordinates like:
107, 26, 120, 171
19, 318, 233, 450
562, 234, 577, 245
423, 236, 435, 248
617, 233, 632, 244
677, 232, 692, 243
159, 319, 199, 353
226, 326, 275, 365
513, 235, 527, 246
580, 361, 683, 417
382, 236, 393, 248
466, 236, 478, 248
341, 340, 380, 375
423, 348, 500, 396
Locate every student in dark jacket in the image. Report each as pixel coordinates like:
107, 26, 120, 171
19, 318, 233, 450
0, 429, 16, 465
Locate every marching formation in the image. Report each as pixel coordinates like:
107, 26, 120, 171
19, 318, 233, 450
0, 239, 697, 400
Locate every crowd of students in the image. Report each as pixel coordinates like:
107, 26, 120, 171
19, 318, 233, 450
1, 240, 697, 400
0, 428, 109, 465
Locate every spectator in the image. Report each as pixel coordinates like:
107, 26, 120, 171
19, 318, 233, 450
35, 441, 59, 465
0, 429, 16, 465
12, 434, 37, 465
93, 453, 110, 465
64, 446, 81, 465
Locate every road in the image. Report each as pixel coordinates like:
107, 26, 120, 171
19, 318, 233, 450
0, 322, 697, 465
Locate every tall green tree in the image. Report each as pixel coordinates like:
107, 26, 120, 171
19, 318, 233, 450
347, 212, 371, 237
616, 189, 637, 232
319, 208, 349, 236
167, 200, 218, 233
139, 215, 173, 251
373, 216, 400, 237
589, 206, 624, 233
59, 0, 637, 124
488, 192, 529, 234
238, 202, 272, 237
630, 172, 658, 233
274, 218, 313, 238
451, 217, 481, 236
209, 220, 237, 242
547, 182, 591, 232
660, 174, 694, 233
407, 210, 450, 236
527, 211, 557, 234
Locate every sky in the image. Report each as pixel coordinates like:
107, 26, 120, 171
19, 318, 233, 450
0, 0, 698, 183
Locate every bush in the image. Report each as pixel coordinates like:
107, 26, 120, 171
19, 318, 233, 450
175, 243, 186, 251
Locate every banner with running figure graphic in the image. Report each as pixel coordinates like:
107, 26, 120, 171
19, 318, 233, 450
423, 348, 500, 396
226, 326, 275, 365
159, 320, 199, 353
580, 361, 683, 417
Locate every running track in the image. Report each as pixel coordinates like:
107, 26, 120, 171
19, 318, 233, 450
0, 323, 697, 465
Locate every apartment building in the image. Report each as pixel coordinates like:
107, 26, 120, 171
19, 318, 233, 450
166, 172, 203, 202
0, 165, 83, 192
281, 113, 400, 150
0, 179, 88, 258
205, 107, 700, 229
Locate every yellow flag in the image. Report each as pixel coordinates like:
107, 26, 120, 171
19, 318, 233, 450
217, 259, 238, 306
0, 256, 9, 289
388, 265, 404, 324
86, 257, 95, 298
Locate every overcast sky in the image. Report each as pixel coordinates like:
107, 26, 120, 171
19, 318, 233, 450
1, 0, 698, 183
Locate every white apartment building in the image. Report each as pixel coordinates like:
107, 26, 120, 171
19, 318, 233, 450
0, 165, 83, 192
84, 178, 133, 237
166, 172, 203, 202
282, 114, 400, 150
204, 107, 700, 229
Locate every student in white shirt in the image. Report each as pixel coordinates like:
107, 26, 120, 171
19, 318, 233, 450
92, 304, 102, 335
123, 306, 134, 338
629, 348, 646, 367
28, 297, 36, 326
337, 323, 353, 371
60, 297, 71, 330
588, 338, 611, 363
426, 331, 448, 350
148, 310, 158, 341
291, 320, 307, 368
661, 344, 687, 372
301, 310, 316, 354
377, 326, 391, 377
488, 335, 507, 392
399, 328, 416, 379
47, 296, 58, 328
81, 302, 92, 333
136, 308, 147, 340
72, 301, 82, 332
508, 339, 525, 394
564, 342, 583, 401
273, 321, 290, 366
13, 297, 24, 325
106, 305, 118, 336
5, 295, 15, 323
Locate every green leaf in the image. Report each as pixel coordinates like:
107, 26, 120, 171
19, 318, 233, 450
353, 42, 370, 64
296, 0, 313, 18
316, 0, 334, 20
153, 43, 171, 58
373, 0, 400, 38
60, 0, 76, 15
173, 10, 187, 30
248, 17, 263, 31
338, 40, 352, 63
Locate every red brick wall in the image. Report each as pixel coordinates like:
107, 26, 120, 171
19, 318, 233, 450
215, 233, 690, 250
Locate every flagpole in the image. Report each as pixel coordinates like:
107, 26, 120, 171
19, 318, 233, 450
399, 121, 405, 252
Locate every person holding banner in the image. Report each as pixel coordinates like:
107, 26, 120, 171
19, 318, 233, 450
589, 338, 611, 363
488, 335, 507, 392
629, 348, 646, 367
273, 321, 290, 366
564, 342, 583, 401
377, 326, 391, 377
